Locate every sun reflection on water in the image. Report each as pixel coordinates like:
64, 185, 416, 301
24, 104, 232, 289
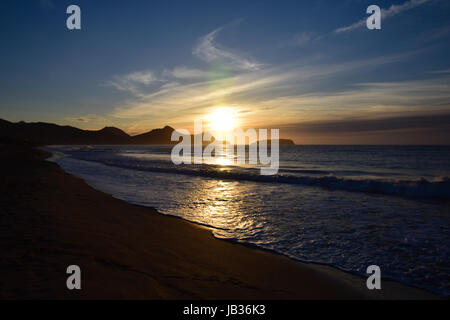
178, 178, 253, 232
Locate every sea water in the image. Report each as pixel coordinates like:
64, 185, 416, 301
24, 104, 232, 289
46, 145, 450, 296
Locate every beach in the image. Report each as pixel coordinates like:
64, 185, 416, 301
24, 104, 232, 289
0, 141, 439, 299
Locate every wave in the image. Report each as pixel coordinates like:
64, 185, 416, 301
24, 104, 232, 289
48, 150, 450, 296
70, 155, 450, 199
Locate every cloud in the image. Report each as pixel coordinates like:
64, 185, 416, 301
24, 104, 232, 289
111, 69, 291, 119
335, 0, 430, 33
278, 111, 450, 144
108, 50, 428, 128
166, 67, 209, 79
290, 32, 321, 47
65, 115, 108, 123
106, 71, 162, 95
160, 82, 181, 89
261, 76, 450, 117
124, 71, 159, 85
431, 69, 450, 74
103, 21, 446, 134
283, 112, 450, 134
193, 27, 262, 71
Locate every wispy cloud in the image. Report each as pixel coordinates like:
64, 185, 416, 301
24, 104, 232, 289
165, 66, 209, 79
335, 0, 430, 33
260, 76, 450, 124
289, 32, 321, 47
430, 68, 450, 74
282, 112, 450, 134
103, 22, 447, 134
278, 111, 450, 144
193, 27, 262, 71
106, 71, 162, 95
111, 70, 291, 120
107, 49, 426, 131
64, 115, 113, 127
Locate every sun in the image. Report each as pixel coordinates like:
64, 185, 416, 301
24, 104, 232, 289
208, 107, 237, 132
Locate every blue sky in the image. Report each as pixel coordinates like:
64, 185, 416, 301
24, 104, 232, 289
1, 0, 450, 143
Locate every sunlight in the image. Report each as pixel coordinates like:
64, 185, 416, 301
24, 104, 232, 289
214, 156, 233, 167
207, 107, 238, 133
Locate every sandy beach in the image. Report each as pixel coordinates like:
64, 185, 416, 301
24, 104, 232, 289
0, 140, 439, 299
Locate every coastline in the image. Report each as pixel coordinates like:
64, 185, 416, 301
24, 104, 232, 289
0, 141, 439, 299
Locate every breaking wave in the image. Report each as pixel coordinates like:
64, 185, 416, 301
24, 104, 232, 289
68, 154, 450, 199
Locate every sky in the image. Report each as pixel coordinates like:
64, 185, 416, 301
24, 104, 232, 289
1, 0, 450, 144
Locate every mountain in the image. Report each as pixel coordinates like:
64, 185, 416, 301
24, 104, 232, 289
97, 126, 130, 139
0, 118, 296, 146
0, 119, 175, 145
130, 125, 176, 145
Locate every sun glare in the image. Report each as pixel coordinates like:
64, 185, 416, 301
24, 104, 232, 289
208, 107, 237, 132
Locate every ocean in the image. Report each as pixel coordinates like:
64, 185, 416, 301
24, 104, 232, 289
45, 145, 450, 296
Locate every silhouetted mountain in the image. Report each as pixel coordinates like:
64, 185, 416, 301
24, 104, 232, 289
0, 118, 295, 146
0, 119, 175, 145
97, 126, 130, 139
130, 125, 176, 145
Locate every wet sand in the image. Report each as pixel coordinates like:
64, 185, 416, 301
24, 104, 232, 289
0, 141, 438, 299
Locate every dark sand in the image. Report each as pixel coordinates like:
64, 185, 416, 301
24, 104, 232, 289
0, 141, 439, 299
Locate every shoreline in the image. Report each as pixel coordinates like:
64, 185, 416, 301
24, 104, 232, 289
0, 141, 440, 299
148, 211, 443, 300
140, 208, 443, 299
